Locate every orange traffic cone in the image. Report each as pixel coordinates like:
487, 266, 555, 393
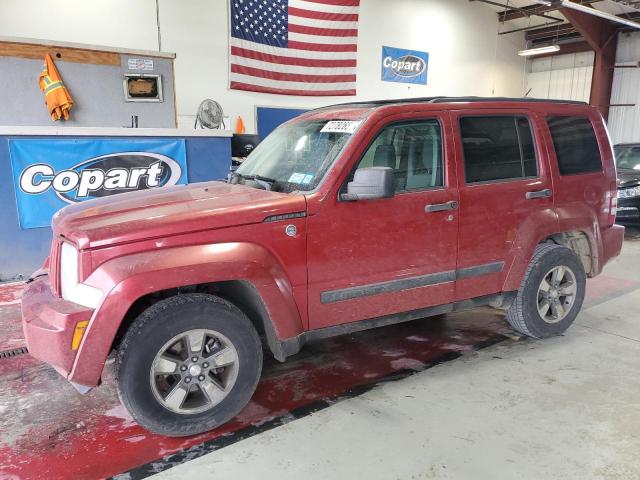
235, 116, 246, 134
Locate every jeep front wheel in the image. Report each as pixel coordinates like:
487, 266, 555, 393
116, 293, 263, 437
506, 243, 586, 339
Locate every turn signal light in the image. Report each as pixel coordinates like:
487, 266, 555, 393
71, 320, 89, 350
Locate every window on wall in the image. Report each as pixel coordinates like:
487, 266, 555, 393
547, 116, 602, 175
460, 116, 538, 183
355, 120, 444, 192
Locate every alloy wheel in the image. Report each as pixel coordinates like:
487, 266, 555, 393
536, 265, 578, 324
150, 329, 239, 414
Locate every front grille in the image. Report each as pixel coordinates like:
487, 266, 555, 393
616, 206, 639, 218
49, 239, 61, 296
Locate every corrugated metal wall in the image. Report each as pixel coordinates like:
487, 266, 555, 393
526, 52, 594, 102
608, 32, 640, 145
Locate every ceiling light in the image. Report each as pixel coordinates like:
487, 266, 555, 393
518, 45, 561, 56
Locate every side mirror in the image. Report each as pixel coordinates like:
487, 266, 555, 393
341, 167, 395, 201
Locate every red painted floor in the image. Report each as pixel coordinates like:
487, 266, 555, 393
0, 283, 24, 352
1, 274, 638, 480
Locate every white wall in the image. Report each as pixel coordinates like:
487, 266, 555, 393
526, 51, 594, 103
608, 32, 640, 145
0, 0, 526, 132
0, 0, 160, 50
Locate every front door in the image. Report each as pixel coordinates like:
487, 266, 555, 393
306, 116, 460, 330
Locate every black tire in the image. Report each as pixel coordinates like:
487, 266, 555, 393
116, 293, 262, 437
506, 243, 586, 339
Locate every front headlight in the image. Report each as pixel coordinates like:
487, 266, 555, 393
60, 242, 102, 309
618, 186, 640, 199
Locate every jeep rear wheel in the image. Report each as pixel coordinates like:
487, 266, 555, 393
116, 293, 262, 437
506, 243, 586, 339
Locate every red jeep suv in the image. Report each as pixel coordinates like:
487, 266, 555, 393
22, 97, 624, 436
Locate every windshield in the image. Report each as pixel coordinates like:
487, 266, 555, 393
232, 119, 358, 193
615, 145, 640, 171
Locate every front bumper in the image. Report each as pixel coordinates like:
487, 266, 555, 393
616, 197, 640, 222
21, 275, 94, 380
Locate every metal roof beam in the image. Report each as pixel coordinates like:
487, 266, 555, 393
560, 6, 618, 119
560, 0, 640, 29
525, 23, 577, 41
494, 0, 601, 21
525, 10, 640, 42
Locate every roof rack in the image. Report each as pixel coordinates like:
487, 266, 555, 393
430, 96, 587, 105
318, 96, 587, 110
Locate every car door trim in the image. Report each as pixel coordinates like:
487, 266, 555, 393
456, 261, 504, 280
320, 261, 505, 304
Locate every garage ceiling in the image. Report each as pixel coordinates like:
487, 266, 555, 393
472, 0, 640, 43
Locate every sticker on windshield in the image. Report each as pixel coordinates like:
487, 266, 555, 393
321, 120, 361, 134
288, 172, 306, 183
302, 174, 313, 185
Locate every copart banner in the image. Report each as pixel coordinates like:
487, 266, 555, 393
10, 138, 187, 228
381, 46, 429, 85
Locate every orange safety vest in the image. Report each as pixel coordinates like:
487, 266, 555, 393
38, 53, 74, 121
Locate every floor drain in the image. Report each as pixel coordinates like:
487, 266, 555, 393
0, 346, 28, 359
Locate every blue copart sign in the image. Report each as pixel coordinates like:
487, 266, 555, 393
381, 46, 429, 85
9, 138, 188, 229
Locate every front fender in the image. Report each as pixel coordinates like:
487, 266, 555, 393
68, 242, 304, 386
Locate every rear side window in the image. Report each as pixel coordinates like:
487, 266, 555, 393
460, 116, 538, 183
547, 116, 602, 175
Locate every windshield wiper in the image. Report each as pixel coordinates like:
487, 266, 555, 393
230, 172, 278, 191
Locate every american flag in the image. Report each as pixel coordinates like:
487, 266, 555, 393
229, 0, 360, 96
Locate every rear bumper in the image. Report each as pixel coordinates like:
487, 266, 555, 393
600, 224, 625, 269
21, 275, 94, 383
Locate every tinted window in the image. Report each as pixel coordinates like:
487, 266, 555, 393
460, 116, 538, 183
614, 145, 640, 171
356, 120, 443, 192
548, 116, 602, 175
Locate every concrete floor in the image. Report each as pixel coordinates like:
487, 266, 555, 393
153, 229, 640, 480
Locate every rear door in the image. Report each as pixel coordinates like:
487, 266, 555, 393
306, 113, 460, 329
451, 109, 556, 300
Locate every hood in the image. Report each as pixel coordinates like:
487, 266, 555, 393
617, 168, 640, 189
53, 181, 307, 249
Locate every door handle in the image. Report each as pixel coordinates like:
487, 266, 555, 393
425, 200, 458, 213
526, 189, 552, 200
